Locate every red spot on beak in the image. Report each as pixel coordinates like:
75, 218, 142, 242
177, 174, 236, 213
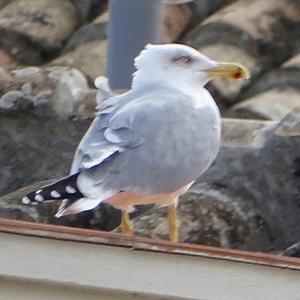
231, 71, 243, 79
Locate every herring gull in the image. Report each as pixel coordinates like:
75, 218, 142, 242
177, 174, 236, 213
23, 43, 250, 242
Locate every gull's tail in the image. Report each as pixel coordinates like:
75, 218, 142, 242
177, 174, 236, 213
22, 173, 106, 218
22, 174, 83, 206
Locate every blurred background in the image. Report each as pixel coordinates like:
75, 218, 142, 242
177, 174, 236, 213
0, 0, 300, 255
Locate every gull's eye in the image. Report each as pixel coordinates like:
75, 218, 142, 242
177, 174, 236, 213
174, 55, 193, 64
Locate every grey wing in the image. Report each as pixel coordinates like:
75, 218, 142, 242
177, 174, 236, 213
75, 88, 220, 200
69, 117, 122, 175
70, 90, 143, 174
58, 90, 146, 214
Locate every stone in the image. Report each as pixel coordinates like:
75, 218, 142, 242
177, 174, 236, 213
50, 68, 90, 119
275, 108, 300, 137
0, 111, 91, 196
69, 0, 107, 23
284, 52, 300, 68
241, 52, 300, 99
0, 66, 95, 118
0, 90, 26, 110
0, 0, 10, 8
75, 90, 98, 120
63, 22, 107, 54
190, 0, 235, 23
12, 67, 41, 81
0, 0, 79, 64
220, 118, 277, 149
0, 49, 18, 68
133, 187, 271, 251
50, 40, 107, 80
282, 242, 300, 257
0, 67, 14, 94
163, 3, 193, 42
198, 0, 299, 46
0, 67, 53, 113
232, 88, 300, 120
33, 90, 52, 106
21, 82, 32, 95
194, 109, 300, 251
54, 6, 107, 80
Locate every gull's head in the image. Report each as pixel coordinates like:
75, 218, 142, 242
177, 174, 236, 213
132, 44, 250, 90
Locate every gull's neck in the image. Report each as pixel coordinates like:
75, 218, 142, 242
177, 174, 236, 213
132, 71, 210, 101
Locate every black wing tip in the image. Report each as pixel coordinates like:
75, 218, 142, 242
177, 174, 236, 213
22, 174, 83, 205
22, 189, 44, 205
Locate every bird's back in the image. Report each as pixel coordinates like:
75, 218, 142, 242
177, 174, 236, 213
74, 87, 221, 196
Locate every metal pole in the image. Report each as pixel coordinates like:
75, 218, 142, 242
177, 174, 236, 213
107, 0, 163, 90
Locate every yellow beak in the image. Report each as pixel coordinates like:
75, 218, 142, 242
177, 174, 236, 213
206, 62, 250, 80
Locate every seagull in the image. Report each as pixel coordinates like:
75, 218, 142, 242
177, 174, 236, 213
22, 44, 249, 242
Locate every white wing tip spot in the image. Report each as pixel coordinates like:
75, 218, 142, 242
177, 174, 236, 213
50, 190, 61, 198
34, 194, 44, 202
65, 185, 76, 194
55, 210, 65, 218
22, 196, 31, 205
55, 211, 60, 218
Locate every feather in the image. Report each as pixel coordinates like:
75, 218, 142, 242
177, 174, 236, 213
22, 174, 82, 204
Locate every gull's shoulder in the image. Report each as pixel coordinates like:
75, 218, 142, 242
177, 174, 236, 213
96, 85, 216, 123
97, 86, 184, 112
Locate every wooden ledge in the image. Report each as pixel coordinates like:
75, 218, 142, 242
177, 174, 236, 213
0, 217, 299, 270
